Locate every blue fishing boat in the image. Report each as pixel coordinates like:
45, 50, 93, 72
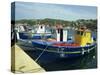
16, 24, 52, 40
32, 26, 97, 63
18, 32, 52, 39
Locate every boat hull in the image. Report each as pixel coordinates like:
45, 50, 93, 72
18, 32, 52, 40
32, 40, 96, 63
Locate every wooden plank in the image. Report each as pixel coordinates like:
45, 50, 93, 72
11, 44, 45, 73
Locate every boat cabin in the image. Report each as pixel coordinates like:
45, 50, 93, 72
74, 27, 93, 46
36, 24, 45, 33
54, 25, 68, 42
34, 24, 51, 34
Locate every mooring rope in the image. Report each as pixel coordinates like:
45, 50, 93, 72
35, 33, 49, 62
35, 45, 48, 62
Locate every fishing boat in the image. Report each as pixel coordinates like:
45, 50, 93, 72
32, 25, 96, 62
15, 24, 52, 40
32, 24, 52, 39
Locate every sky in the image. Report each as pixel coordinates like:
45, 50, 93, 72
13, 2, 97, 21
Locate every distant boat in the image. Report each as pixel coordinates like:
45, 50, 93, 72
16, 24, 52, 40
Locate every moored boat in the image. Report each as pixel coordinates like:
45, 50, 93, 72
15, 24, 52, 40
32, 26, 97, 62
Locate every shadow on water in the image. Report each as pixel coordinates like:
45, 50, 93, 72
19, 45, 97, 71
